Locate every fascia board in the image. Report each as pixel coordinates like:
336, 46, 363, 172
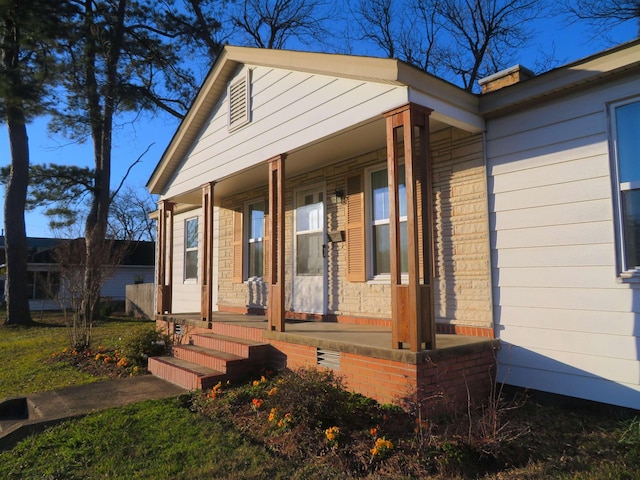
148, 46, 480, 194
147, 49, 239, 194
480, 40, 640, 118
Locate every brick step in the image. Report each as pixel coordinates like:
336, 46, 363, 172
173, 345, 258, 377
191, 333, 270, 359
209, 322, 265, 342
148, 356, 224, 391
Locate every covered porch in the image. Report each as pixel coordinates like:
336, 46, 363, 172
148, 46, 494, 409
155, 101, 491, 350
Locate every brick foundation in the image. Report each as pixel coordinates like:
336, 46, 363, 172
156, 318, 498, 416
267, 331, 498, 414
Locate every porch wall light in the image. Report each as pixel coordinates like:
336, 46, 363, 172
331, 189, 346, 204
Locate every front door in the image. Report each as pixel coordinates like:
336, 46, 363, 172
293, 186, 325, 314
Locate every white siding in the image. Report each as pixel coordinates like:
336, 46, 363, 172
101, 266, 154, 301
172, 210, 202, 313
164, 66, 407, 199
27, 266, 154, 310
487, 76, 640, 409
28, 299, 62, 311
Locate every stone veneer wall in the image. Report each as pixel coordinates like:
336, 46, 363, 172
216, 127, 492, 331
431, 128, 492, 330
217, 187, 269, 312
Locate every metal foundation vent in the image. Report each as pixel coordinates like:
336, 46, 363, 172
174, 323, 185, 337
317, 348, 341, 370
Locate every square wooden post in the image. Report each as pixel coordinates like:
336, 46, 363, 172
156, 200, 174, 315
267, 154, 286, 331
384, 103, 435, 351
201, 182, 215, 322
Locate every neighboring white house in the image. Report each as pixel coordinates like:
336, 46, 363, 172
147, 40, 640, 410
0, 237, 155, 311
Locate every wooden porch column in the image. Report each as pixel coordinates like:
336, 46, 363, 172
201, 182, 215, 322
156, 200, 174, 315
385, 103, 435, 351
267, 154, 286, 331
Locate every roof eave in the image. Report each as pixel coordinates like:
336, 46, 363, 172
147, 46, 479, 195
479, 39, 640, 118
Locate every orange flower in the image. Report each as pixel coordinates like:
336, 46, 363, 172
325, 426, 340, 443
268, 387, 278, 396
251, 398, 263, 410
370, 437, 394, 457
277, 414, 292, 428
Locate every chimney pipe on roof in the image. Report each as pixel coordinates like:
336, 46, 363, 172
478, 65, 535, 93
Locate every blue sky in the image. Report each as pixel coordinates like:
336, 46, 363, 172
1, 13, 638, 238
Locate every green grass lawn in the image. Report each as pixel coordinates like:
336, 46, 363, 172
0, 398, 295, 480
0, 313, 153, 398
1, 312, 639, 479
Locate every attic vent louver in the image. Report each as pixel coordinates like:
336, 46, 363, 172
228, 70, 251, 131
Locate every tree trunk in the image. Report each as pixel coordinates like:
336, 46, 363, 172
4, 104, 33, 326
76, 0, 124, 346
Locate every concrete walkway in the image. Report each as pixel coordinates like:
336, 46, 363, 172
0, 376, 187, 451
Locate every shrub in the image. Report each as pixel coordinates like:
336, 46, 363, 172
98, 301, 113, 319
266, 368, 359, 430
122, 325, 171, 366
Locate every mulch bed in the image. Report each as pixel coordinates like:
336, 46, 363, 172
48, 347, 146, 379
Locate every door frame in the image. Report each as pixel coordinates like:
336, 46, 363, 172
292, 182, 327, 314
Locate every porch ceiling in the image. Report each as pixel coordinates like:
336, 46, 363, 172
172, 114, 449, 207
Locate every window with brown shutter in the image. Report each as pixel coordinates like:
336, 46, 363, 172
346, 174, 366, 282
246, 200, 265, 279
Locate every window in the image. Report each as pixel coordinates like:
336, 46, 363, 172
369, 165, 408, 276
611, 98, 640, 274
27, 271, 60, 300
185, 217, 198, 280
228, 69, 251, 132
295, 190, 324, 276
246, 201, 265, 279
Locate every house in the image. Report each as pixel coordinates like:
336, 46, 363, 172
147, 40, 640, 411
481, 43, 640, 410
0, 236, 155, 311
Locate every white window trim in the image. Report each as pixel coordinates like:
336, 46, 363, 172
365, 163, 408, 283
609, 95, 640, 278
244, 199, 265, 283
184, 216, 198, 283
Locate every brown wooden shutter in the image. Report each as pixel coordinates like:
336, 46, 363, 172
232, 208, 243, 283
346, 173, 366, 282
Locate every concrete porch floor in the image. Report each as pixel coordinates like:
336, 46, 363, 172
158, 311, 498, 365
